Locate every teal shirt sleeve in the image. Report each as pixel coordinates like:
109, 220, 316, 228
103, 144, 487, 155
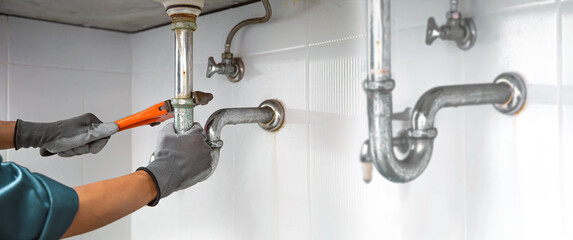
0, 160, 79, 240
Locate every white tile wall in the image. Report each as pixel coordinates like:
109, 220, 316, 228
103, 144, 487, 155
129, 0, 571, 239
562, 3, 573, 240
2, 0, 571, 239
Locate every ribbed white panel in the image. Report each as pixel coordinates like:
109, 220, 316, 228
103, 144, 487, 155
310, 55, 366, 117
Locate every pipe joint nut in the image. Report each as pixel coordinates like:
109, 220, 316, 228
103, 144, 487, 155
171, 21, 197, 30
407, 128, 438, 139
171, 98, 196, 108
208, 140, 224, 148
363, 79, 395, 92
222, 52, 234, 59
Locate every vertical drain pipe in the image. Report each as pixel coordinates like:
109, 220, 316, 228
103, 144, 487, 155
156, 0, 205, 133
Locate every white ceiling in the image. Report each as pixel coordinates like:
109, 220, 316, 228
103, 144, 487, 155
0, 0, 258, 33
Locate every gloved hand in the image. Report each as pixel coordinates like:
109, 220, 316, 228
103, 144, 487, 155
14, 113, 119, 157
137, 122, 213, 206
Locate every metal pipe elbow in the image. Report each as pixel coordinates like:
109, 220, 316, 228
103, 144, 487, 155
371, 138, 434, 183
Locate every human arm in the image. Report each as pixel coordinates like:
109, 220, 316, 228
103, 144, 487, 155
62, 170, 157, 238
0, 121, 15, 149
63, 122, 213, 237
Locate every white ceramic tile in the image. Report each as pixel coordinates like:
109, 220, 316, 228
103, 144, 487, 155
514, 103, 562, 239
562, 103, 573, 240
8, 17, 85, 69
81, 29, 131, 73
131, 195, 180, 240
274, 123, 309, 240
562, 3, 573, 86
8, 64, 84, 121
309, 37, 366, 117
464, 5, 557, 86
232, 47, 306, 110
465, 106, 520, 240
235, 0, 307, 55
0, 16, 7, 63
391, 26, 464, 109
195, 9, 233, 65
83, 72, 131, 122
470, 0, 554, 16
393, 0, 452, 29
233, 124, 280, 240
82, 217, 130, 240
131, 25, 173, 73
308, 0, 365, 45
131, 69, 174, 112
309, 115, 401, 240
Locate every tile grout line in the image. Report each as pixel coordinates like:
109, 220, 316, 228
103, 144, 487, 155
556, 1, 566, 237
461, 47, 468, 240
305, 0, 313, 239
8, 61, 132, 75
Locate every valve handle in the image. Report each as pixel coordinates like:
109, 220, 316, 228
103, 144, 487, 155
206, 56, 222, 78
425, 17, 441, 45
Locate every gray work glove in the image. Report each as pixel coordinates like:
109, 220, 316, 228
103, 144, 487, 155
137, 122, 213, 206
15, 113, 119, 157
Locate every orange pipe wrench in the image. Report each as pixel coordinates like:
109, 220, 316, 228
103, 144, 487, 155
116, 92, 213, 132
116, 100, 174, 132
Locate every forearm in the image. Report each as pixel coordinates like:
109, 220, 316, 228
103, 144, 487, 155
0, 121, 15, 149
62, 170, 157, 238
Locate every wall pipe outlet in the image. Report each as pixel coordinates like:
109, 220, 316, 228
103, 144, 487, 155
361, 0, 527, 183
204, 99, 285, 178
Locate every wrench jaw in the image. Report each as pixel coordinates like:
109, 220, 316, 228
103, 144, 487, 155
193, 91, 214, 106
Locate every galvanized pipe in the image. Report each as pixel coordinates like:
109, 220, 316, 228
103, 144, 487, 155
205, 107, 274, 146
363, 0, 519, 183
368, 0, 391, 82
175, 28, 193, 99
169, 15, 198, 134
412, 83, 511, 130
204, 106, 275, 178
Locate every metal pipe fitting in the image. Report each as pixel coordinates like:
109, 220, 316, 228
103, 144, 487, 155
362, 0, 527, 183
172, 20, 196, 134
204, 99, 285, 177
206, 0, 272, 82
155, 0, 205, 133
426, 0, 476, 50
450, 0, 459, 13
365, 76, 525, 183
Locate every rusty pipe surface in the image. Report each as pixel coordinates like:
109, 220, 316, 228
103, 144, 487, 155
169, 13, 198, 134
